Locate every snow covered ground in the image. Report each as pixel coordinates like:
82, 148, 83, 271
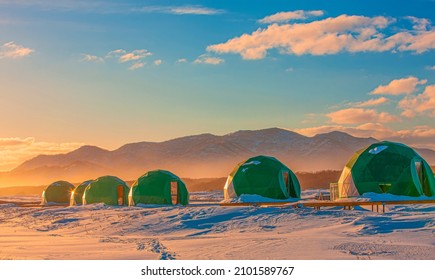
0, 190, 434, 260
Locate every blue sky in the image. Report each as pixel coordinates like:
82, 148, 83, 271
0, 0, 435, 170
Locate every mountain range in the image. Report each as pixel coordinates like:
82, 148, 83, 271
1, 128, 435, 187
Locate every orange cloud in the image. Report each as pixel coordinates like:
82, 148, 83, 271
326, 108, 399, 124
296, 123, 394, 139
208, 15, 392, 59
81, 54, 104, 63
296, 124, 435, 150
82, 48, 153, 70
371, 76, 427, 95
393, 31, 435, 54
207, 14, 435, 59
405, 16, 430, 31
399, 84, 435, 117
0, 138, 83, 171
129, 62, 145, 71
194, 54, 224, 65
119, 49, 152, 63
397, 126, 435, 139
0, 137, 35, 147
353, 97, 389, 107
0, 41, 34, 58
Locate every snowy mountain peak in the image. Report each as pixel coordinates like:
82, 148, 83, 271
2, 128, 434, 186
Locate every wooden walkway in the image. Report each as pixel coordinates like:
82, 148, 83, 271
2, 199, 435, 213
220, 199, 435, 213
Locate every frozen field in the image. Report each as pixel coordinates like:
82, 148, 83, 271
0, 190, 434, 260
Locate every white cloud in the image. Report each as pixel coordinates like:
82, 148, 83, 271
80, 53, 104, 63
285, 67, 294, 72
0, 41, 34, 58
169, 6, 224, 15
153, 59, 162, 66
258, 10, 324, 24
194, 54, 224, 65
371, 76, 427, 95
177, 58, 188, 63
135, 5, 224, 15
0, 137, 83, 171
129, 62, 145, 71
426, 65, 435, 71
1, 2, 226, 16
326, 108, 400, 124
207, 14, 435, 59
0, 1, 127, 14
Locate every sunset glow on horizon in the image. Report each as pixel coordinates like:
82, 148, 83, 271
1, 0, 435, 171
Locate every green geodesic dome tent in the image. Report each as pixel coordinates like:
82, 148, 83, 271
338, 141, 435, 198
70, 180, 93, 206
224, 155, 301, 200
83, 176, 129, 206
42, 180, 74, 204
128, 170, 189, 206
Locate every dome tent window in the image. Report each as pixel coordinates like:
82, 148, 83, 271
368, 145, 388, 155
379, 183, 392, 193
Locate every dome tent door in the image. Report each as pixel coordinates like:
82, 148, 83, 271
414, 160, 426, 193
415, 161, 424, 186
171, 181, 179, 205
117, 185, 124, 206
282, 171, 293, 196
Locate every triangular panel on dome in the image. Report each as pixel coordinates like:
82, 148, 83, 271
338, 141, 435, 198
129, 170, 189, 206
224, 155, 301, 200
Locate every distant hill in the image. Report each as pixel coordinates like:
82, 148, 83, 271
1, 128, 434, 187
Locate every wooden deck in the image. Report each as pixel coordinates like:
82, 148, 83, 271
2, 199, 435, 213
220, 199, 435, 213
220, 201, 295, 207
